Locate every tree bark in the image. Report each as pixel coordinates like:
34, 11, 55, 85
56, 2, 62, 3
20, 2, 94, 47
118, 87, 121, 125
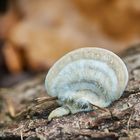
0, 45, 140, 140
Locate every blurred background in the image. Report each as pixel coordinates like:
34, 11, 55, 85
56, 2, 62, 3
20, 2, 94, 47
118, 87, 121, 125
0, 0, 140, 87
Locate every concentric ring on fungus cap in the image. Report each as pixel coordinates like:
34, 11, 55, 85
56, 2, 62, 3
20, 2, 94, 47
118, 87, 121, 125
45, 47, 128, 109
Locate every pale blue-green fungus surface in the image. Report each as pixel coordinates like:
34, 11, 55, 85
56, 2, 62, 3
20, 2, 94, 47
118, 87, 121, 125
45, 48, 129, 120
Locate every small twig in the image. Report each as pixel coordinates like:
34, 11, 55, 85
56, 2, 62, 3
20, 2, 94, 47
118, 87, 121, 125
34, 96, 58, 105
20, 130, 23, 140
91, 103, 109, 112
127, 111, 133, 131
91, 103, 113, 119
6, 98, 16, 118
13, 125, 24, 133
15, 96, 58, 119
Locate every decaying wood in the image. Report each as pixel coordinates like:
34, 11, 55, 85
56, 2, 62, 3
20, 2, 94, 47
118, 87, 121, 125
0, 45, 140, 140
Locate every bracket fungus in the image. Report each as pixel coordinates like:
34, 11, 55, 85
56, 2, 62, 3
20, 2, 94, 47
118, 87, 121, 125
45, 48, 128, 120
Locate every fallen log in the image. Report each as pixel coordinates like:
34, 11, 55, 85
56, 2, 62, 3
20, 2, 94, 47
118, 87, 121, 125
0, 45, 140, 140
